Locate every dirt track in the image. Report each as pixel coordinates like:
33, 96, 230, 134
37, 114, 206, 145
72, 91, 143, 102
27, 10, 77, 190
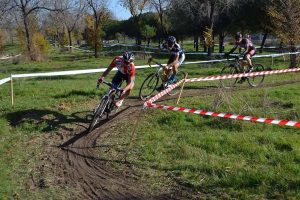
40, 79, 300, 200
46, 99, 147, 199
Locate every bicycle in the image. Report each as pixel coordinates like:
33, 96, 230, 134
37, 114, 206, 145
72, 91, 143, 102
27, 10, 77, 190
139, 58, 186, 100
88, 81, 123, 132
220, 55, 265, 88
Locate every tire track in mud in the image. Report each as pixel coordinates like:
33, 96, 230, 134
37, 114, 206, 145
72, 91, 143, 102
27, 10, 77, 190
49, 79, 300, 199
54, 100, 145, 200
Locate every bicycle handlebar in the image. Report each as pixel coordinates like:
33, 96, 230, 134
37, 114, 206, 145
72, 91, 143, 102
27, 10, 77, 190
225, 54, 241, 60
97, 80, 123, 92
148, 57, 166, 69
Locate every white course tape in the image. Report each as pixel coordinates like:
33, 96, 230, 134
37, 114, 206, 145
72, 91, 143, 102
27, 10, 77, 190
1, 51, 299, 86
0, 54, 22, 60
0, 77, 11, 86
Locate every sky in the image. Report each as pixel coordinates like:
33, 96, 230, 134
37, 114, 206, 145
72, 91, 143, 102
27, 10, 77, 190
108, 0, 132, 20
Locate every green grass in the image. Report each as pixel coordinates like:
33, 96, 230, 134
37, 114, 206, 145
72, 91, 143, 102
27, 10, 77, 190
0, 43, 299, 199
110, 83, 300, 199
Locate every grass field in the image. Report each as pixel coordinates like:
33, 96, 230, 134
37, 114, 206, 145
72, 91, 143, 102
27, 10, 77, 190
0, 43, 299, 199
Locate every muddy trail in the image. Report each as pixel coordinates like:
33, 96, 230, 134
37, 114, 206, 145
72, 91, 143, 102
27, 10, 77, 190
42, 79, 299, 200
46, 99, 147, 199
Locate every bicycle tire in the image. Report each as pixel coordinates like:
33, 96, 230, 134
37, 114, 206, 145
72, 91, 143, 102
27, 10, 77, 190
220, 65, 239, 88
247, 63, 265, 87
167, 71, 187, 96
89, 96, 109, 132
139, 73, 159, 101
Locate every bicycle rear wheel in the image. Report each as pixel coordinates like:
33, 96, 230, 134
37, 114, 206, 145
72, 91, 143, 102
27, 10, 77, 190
247, 64, 265, 87
220, 65, 239, 88
89, 96, 109, 132
167, 71, 187, 96
139, 73, 159, 101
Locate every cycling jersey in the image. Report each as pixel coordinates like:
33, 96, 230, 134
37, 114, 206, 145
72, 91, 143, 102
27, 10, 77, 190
236, 38, 255, 50
161, 42, 185, 65
229, 38, 256, 59
161, 42, 184, 57
109, 56, 135, 79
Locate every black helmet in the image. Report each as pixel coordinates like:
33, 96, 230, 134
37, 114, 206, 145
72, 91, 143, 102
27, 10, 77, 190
166, 36, 176, 47
235, 32, 242, 40
122, 52, 134, 63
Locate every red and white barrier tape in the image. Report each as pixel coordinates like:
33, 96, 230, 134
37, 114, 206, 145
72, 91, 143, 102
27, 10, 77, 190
143, 68, 300, 128
145, 79, 185, 105
186, 68, 300, 83
144, 68, 300, 106
146, 103, 300, 128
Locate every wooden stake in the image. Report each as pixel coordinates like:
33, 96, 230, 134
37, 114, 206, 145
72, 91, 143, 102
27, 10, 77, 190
10, 74, 14, 106
176, 73, 188, 105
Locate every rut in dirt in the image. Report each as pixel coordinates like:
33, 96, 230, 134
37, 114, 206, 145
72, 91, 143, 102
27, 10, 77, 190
55, 99, 146, 200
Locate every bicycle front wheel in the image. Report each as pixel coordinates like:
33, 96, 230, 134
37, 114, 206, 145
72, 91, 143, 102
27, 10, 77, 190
247, 64, 265, 87
89, 96, 109, 132
220, 65, 239, 88
167, 71, 187, 96
139, 73, 159, 101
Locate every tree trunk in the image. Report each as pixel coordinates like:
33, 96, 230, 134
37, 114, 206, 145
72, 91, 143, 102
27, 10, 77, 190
94, 30, 99, 58
203, 39, 207, 52
207, 34, 214, 58
259, 32, 268, 53
23, 14, 33, 59
9, 30, 14, 44
94, 42, 98, 58
194, 35, 199, 52
68, 30, 72, 52
219, 33, 225, 53
289, 43, 297, 68
207, 47, 213, 57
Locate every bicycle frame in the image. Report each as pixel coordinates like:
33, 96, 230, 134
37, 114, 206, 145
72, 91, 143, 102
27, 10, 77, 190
221, 55, 265, 88
100, 81, 122, 110
89, 81, 122, 132
150, 60, 171, 83
229, 55, 246, 72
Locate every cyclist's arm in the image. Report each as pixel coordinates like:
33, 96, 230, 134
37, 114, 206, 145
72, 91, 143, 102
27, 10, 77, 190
156, 43, 167, 53
100, 58, 117, 78
123, 66, 135, 92
101, 65, 114, 78
123, 76, 134, 92
228, 45, 238, 54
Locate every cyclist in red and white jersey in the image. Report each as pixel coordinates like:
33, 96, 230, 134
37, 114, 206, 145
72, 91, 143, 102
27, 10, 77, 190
97, 52, 135, 108
226, 32, 256, 72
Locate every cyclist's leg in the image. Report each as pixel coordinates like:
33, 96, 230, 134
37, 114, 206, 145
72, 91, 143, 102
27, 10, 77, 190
244, 48, 256, 72
168, 54, 185, 84
116, 75, 134, 107
110, 71, 124, 108
122, 75, 135, 98
111, 71, 124, 87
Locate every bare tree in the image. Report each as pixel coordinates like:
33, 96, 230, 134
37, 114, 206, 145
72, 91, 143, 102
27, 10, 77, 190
86, 0, 111, 57
6, 0, 63, 60
0, 13, 17, 44
120, 0, 150, 45
149, 0, 169, 36
58, 0, 86, 52
268, 0, 300, 68
169, 0, 234, 54
0, 0, 10, 19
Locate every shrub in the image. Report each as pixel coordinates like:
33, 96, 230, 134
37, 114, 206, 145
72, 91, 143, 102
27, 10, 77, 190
31, 32, 50, 61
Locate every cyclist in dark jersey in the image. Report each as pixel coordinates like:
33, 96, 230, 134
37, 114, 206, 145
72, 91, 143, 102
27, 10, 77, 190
160, 36, 185, 84
226, 32, 256, 72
